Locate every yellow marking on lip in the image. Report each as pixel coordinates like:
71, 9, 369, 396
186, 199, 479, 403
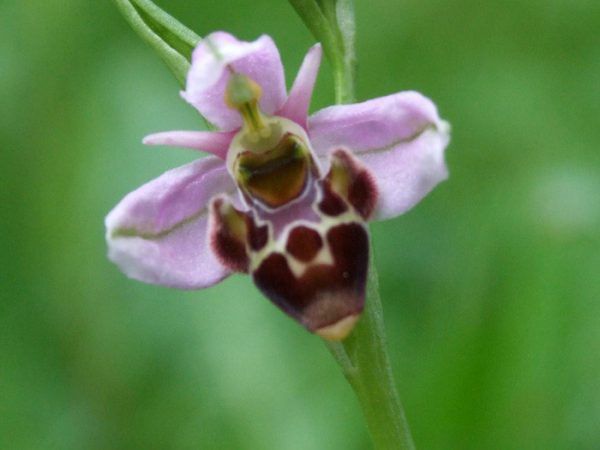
315, 315, 359, 341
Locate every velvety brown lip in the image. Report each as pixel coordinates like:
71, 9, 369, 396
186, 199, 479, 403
252, 222, 369, 333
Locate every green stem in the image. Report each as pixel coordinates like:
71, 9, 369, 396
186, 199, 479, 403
288, 0, 354, 104
326, 253, 415, 449
112, 0, 211, 129
328, 0, 356, 104
297, 1, 415, 448
112, 0, 199, 86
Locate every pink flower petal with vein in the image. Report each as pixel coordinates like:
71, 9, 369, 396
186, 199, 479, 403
105, 157, 238, 289
309, 91, 450, 220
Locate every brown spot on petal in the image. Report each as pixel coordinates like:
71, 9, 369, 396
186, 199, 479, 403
248, 221, 269, 251
252, 222, 369, 334
318, 181, 348, 217
326, 223, 369, 292
253, 253, 298, 315
325, 149, 378, 220
210, 198, 249, 272
286, 226, 322, 262
348, 169, 378, 220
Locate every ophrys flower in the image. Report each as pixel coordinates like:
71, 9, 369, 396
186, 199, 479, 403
105, 32, 450, 340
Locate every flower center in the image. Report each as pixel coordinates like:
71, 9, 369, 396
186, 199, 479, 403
225, 73, 318, 210
236, 133, 311, 208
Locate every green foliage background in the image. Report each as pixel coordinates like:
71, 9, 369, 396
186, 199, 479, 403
2, 1, 599, 449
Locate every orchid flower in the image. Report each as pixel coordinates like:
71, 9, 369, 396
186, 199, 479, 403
105, 31, 450, 341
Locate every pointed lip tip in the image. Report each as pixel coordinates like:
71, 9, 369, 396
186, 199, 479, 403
315, 314, 360, 341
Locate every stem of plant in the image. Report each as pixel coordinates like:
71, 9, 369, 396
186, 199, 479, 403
325, 255, 415, 450
323, 2, 416, 449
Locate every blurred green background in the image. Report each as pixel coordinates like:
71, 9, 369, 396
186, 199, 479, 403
2, 0, 599, 449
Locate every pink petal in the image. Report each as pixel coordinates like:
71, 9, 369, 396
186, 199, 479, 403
308, 92, 450, 220
142, 130, 235, 159
105, 157, 238, 289
278, 44, 322, 129
181, 32, 287, 131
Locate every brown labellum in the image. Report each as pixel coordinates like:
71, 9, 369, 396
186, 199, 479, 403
253, 222, 369, 339
217, 89, 379, 340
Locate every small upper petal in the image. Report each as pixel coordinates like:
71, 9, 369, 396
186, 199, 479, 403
105, 157, 237, 289
143, 130, 235, 160
308, 92, 450, 220
278, 44, 322, 129
182, 32, 287, 131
